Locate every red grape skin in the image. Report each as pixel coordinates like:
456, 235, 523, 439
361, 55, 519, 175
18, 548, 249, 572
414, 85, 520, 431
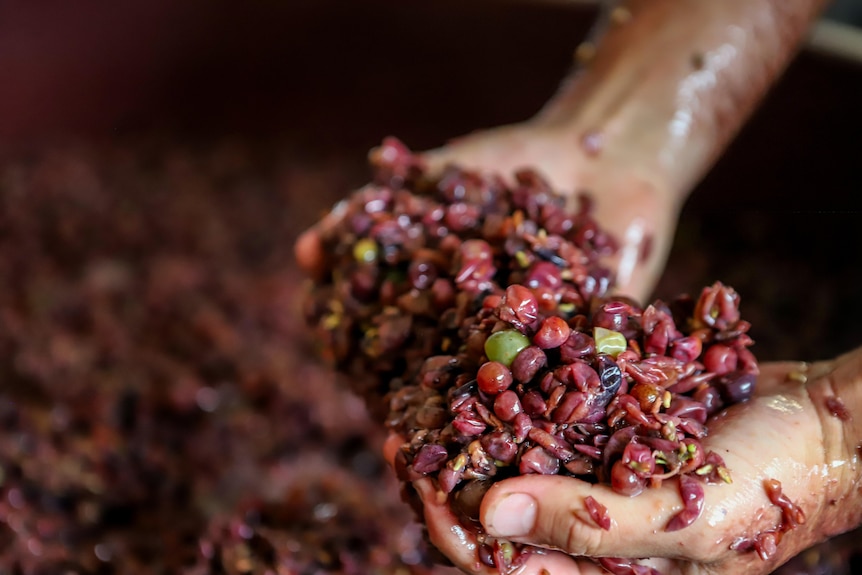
477, 361, 513, 395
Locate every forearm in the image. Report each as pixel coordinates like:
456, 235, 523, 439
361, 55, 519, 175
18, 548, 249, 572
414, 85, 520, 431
410, 0, 830, 300
537, 0, 829, 202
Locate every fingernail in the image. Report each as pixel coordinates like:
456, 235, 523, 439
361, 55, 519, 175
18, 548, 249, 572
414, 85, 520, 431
485, 493, 537, 537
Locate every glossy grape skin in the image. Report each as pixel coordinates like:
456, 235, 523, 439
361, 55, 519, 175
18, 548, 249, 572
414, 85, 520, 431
610, 460, 645, 497
493, 390, 523, 422
510, 346, 547, 384
594, 327, 627, 358
498, 284, 539, 332
477, 361, 513, 395
352, 237, 379, 263
533, 316, 571, 349
703, 344, 737, 375
485, 330, 531, 367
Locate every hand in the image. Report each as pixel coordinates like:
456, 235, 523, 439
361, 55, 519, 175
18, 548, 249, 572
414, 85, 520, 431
399, 349, 862, 575
296, 119, 683, 304
299, 118, 689, 574
295, 1, 839, 572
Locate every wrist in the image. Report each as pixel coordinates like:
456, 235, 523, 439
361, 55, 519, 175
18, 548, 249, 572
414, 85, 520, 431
533, 0, 828, 213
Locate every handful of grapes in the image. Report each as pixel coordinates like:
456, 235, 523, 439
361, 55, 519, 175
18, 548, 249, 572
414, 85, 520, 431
303, 139, 758, 573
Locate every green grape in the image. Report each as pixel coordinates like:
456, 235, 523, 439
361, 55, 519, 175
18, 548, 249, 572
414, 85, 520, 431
352, 238, 378, 263
593, 326, 626, 358
484, 330, 531, 367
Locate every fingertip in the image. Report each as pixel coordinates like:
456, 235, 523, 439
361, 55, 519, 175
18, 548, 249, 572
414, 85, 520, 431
480, 483, 538, 539
480, 476, 564, 541
413, 477, 448, 508
481, 475, 684, 558
294, 227, 323, 276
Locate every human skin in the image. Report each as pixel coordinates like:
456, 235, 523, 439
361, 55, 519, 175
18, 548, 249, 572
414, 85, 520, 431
383, 352, 862, 575
295, 0, 862, 573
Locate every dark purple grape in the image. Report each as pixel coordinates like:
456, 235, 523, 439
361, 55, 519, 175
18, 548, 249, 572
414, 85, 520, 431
445, 202, 481, 232
510, 346, 547, 384
525, 261, 563, 290
416, 404, 449, 428
564, 456, 595, 475
603, 427, 638, 469
716, 371, 756, 403
520, 389, 547, 416
556, 360, 600, 392
692, 385, 723, 415
519, 446, 560, 475
737, 347, 758, 373
539, 371, 562, 395
559, 331, 595, 363
693, 283, 740, 330
413, 444, 449, 474
667, 397, 707, 424
478, 544, 495, 567
667, 372, 714, 394
493, 390, 523, 423
592, 301, 629, 332
586, 267, 613, 298
350, 267, 379, 301
421, 355, 458, 389
438, 466, 464, 494
447, 376, 476, 405
481, 430, 518, 464
430, 277, 455, 310
572, 444, 602, 460
610, 460, 645, 497
594, 354, 622, 405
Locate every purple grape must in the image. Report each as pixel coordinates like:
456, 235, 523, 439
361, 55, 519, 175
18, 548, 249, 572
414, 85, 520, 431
389, 283, 757, 531
304, 138, 760, 574
304, 137, 616, 419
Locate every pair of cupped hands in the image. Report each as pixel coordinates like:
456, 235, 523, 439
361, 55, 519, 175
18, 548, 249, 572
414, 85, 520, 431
295, 121, 862, 575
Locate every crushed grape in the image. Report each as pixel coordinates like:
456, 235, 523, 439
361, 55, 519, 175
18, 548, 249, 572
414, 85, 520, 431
391, 280, 757, 570
304, 138, 617, 420
304, 139, 760, 573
